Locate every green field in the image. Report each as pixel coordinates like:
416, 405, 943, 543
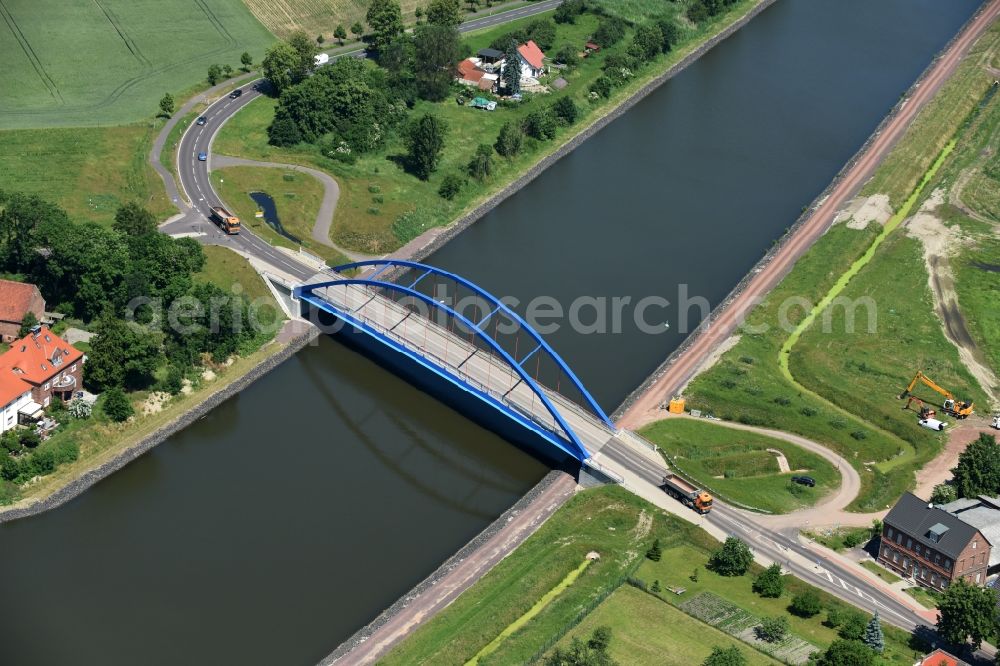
212, 165, 349, 264
556, 585, 780, 666
213, 1, 759, 254
640, 419, 839, 514
0, 124, 172, 224
0, 0, 274, 128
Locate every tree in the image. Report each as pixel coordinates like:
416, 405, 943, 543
334, 24, 347, 45
555, 44, 578, 67
268, 114, 303, 147
223, 64, 234, 78
18, 311, 38, 338
554, 0, 585, 24
287, 30, 320, 81
838, 611, 868, 641
594, 17, 627, 47
494, 121, 523, 158
467, 143, 494, 181
708, 537, 753, 576
207, 64, 223, 85
85, 318, 162, 391
317, 33, 325, 45
789, 590, 821, 617
525, 19, 556, 51
102, 387, 134, 423
937, 578, 998, 649
752, 563, 783, 598
952, 433, 1000, 497
164, 365, 184, 395
366, 0, 404, 53
645, 538, 662, 562
817, 640, 875, 666
414, 6, 424, 23
240, 51, 254, 71
552, 96, 579, 124
655, 17, 682, 52
588, 626, 611, 652
688, 0, 709, 24
703, 645, 747, 666
650, 579, 661, 593
862, 611, 884, 654
545, 626, 616, 666
930, 483, 957, 505
113, 201, 157, 238
426, 0, 461, 27
406, 114, 447, 180
523, 109, 556, 140
262, 42, 298, 93
755, 616, 787, 643
438, 173, 463, 200
413, 23, 461, 101
590, 75, 613, 98
351, 21, 365, 40
501, 39, 521, 94
159, 92, 175, 117
630, 22, 664, 62
19, 430, 40, 449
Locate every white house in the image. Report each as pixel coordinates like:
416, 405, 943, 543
0, 380, 33, 433
516, 40, 546, 80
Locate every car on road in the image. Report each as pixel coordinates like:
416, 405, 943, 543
791, 475, 815, 487
197, 151, 207, 161
229, 89, 242, 99
196, 116, 207, 126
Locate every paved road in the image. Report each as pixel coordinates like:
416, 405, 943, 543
153, 0, 562, 282
617, 0, 1000, 431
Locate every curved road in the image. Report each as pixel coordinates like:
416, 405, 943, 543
153, 0, 563, 282
618, 0, 1000, 430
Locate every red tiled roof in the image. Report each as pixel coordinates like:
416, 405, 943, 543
518, 40, 545, 70
0, 326, 83, 387
0, 279, 41, 324
922, 649, 961, 666
456, 58, 484, 82
0, 371, 30, 408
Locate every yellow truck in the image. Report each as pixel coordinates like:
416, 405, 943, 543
210, 206, 241, 235
662, 473, 713, 514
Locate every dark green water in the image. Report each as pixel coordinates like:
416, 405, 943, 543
0, 1, 982, 664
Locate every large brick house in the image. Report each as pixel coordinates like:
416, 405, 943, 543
0, 326, 84, 411
879, 492, 991, 590
0, 279, 45, 342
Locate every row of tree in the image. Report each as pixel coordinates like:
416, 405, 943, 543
930, 433, 1000, 502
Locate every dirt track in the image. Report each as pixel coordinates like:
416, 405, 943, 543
618, 0, 1000, 431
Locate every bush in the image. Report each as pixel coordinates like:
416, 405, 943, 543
789, 590, 822, 617
551, 96, 579, 125
164, 365, 184, 395
755, 616, 788, 643
372, 194, 384, 204
752, 564, 784, 598
817, 639, 875, 666
850, 430, 868, 441
773, 396, 791, 406
800, 406, 818, 417
102, 387, 134, 422
589, 75, 613, 99
646, 538, 662, 562
494, 121, 523, 158
703, 645, 747, 666
523, 109, 557, 140
438, 174, 464, 200
709, 537, 753, 576
19, 430, 40, 449
68, 399, 92, 419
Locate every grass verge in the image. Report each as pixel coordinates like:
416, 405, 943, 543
639, 418, 839, 514
860, 560, 902, 585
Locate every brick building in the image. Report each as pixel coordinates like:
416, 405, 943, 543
0, 279, 45, 342
879, 492, 991, 590
0, 326, 84, 410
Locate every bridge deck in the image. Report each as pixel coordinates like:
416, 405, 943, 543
308, 275, 618, 458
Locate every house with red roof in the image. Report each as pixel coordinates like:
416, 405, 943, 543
516, 40, 546, 79
0, 279, 45, 343
0, 326, 84, 422
915, 648, 968, 666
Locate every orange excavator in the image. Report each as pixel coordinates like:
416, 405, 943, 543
903, 395, 936, 420
899, 371, 974, 419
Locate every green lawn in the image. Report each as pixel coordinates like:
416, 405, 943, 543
212, 1, 761, 254
556, 585, 780, 666
212, 165, 349, 264
904, 586, 940, 610
805, 526, 874, 553
636, 543, 925, 665
0, 124, 173, 225
0, 0, 274, 128
195, 244, 282, 309
380, 485, 715, 666
639, 418, 839, 514
860, 560, 902, 585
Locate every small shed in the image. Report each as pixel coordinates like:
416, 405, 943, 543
585, 41, 600, 53
477, 47, 504, 65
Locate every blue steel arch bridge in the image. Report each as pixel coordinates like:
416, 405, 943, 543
293, 259, 624, 463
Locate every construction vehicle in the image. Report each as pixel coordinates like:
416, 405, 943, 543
992, 414, 1000, 430
903, 395, 937, 420
662, 473, 713, 514
899, 371, 974, 419
210, 206, 241, 235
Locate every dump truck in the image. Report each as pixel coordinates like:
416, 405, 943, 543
662, 473, 713, 514
210, 206, 241, 235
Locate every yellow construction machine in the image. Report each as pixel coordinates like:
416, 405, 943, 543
899, 371, 974, 419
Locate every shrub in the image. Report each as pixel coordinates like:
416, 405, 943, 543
646, 538, 662, 562
103, 387, 134, 423
739, 355, 755, 364
438, 174, 464, 200
368, 184, 381, 193
494, 121, 523, 158
755, 616, 788, 643
800, 406, 818, 417
850, 430, 868, 440
523, 109, 557, 140
752, 563, 784, 598
367, 206, 381, 215
589, 75, 613, 98
703, 645, 747, 666
789, 590, 822, 617
68, 400, 93, 419
774, 396, 791, 406
19, 430, 40, 449
551, 96, 579, 125
372, 194, 384, 203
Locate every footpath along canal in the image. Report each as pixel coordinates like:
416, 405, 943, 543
0, 1, 983, 665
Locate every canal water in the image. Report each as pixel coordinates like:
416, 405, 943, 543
429, 0, 983, 411
0, 1, 982, 664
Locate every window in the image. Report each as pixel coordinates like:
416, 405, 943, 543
921, 567, 928, 580
882, 547, 890, 559
887, 528, 893, 539
945, 559, 951, 570
931, 573, 938, 584
915, 544, 922, 555
976, 572, 982, 584
893, 552, 899, 564
896, 533, 902, 545
973, 540, 978, 549
959, 559, 965, 571
70, 364, 76, 372
934, 554, 940, 565
43, 382, 49, 390
907, 538, 913, 549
